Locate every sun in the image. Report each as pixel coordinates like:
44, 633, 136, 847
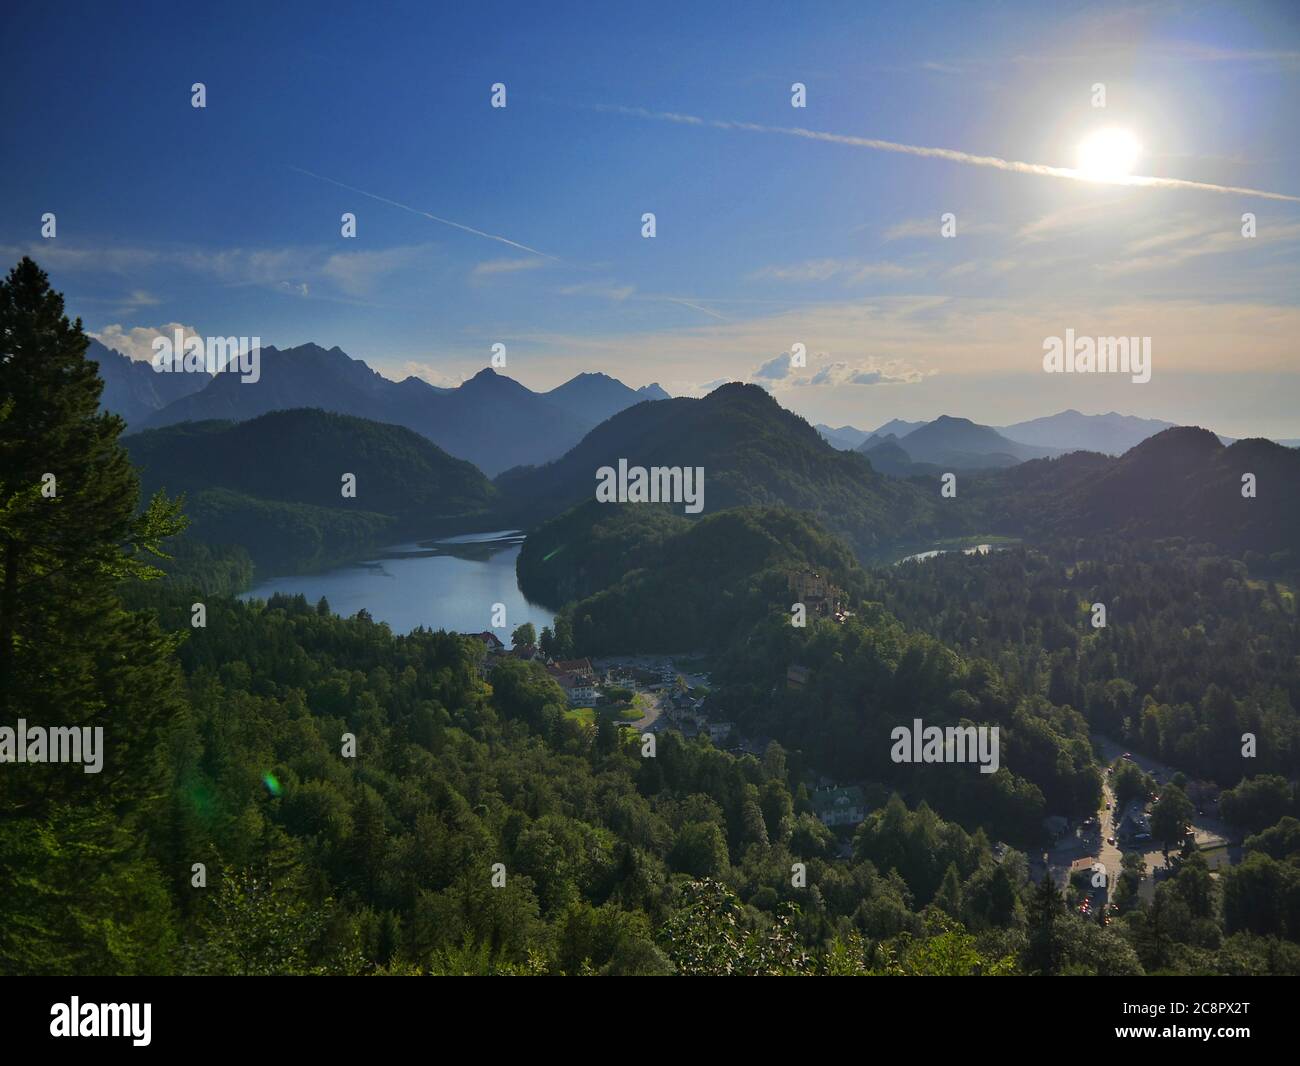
1076, 127, 1142, 181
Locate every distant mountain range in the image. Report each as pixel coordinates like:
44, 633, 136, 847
89, 339, 212, 424
817, 408, 1299, 473
97, 340, 669, 476
112, 368, 1300, 581
996, 409, 1179, 454
858, 415, 1061, 472
98, 341, 1299, 575
855, 436, 940, 478
98, 334, 1294, 485
543, 372, 670, 423
813, 424, 875, 450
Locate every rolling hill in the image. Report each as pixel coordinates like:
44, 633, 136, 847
973, 426, 1300, 556
126, 408, 498, 575
517, 503, 866, 653
496, 382, 959, 558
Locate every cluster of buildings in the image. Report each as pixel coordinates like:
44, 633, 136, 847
547, 657, 600, 706
1116, 805, 1152, 846
661, 688, 735, 744
811, 785, 867, 827
787, 569, 853, 624
468, 632, 601, 706
471, 633, 874, 833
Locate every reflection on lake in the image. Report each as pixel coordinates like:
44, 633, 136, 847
240, 530, 555, 636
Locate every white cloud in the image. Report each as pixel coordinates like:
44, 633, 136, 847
472, 257, 547, 277
1105, 218, 1300, 275
558, 281, 635, 301
795, 358, 934, 387
753, 352, 794, 380
884, 217, 1001, 241
91, 323, 203, 363
749, 258, 916, 284
320, 246, 429, 296
0, 241, 432, 301
398, 361, 465, 388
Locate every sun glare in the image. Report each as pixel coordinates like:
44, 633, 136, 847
1075, 127, 1142, 181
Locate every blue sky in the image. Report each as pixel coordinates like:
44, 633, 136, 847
3, 0, 1298, 436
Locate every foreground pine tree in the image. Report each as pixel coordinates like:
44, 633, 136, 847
0, 256, 186, 974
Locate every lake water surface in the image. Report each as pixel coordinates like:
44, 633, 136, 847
897, 543, 999, 564
240, 530, 555, 636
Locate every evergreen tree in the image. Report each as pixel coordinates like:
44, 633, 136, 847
1025, 873, 1064, 975
0, 257, 185, 973
936, 861, 963, 918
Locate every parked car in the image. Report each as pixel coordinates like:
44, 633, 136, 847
1106, 836, 1116, 846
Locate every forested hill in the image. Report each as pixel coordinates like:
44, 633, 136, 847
495, 382, 960, 558
970, 426, 1300, 559
518, 503, 866, 652
124, 408, 498, 576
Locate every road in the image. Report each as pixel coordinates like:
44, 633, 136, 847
1090, 734, 1234, 851
593, 654, 711, 732
1041, 736, 1240, 906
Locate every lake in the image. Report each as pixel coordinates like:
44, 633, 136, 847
240, 530, 555, 636
897, 543, 999, 565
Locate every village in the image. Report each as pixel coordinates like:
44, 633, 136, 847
465, 623, 869, 839
1041, 737, 1240, 923
464, 572, 1244, 906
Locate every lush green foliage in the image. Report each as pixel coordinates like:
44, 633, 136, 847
7, 257, 1300, 977
861, 538, 1300, 785
522, 503, 866, 653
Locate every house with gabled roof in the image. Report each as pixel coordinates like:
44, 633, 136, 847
812, 785, 866, 827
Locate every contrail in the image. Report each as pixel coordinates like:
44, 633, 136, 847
287, 165, 729, 322
659, 296, 729, 320
287, 166, 561, 258
599, 105, 1300, 203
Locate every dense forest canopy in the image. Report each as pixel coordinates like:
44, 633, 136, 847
3, 256, 1300, 977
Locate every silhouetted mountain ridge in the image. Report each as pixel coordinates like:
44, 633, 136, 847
136, 344, 668, 475
90, 338, 211, 425
496, 381, 952, 556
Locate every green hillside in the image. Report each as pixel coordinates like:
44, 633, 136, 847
498, 382, 960, 559
125, 409, 498, 576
